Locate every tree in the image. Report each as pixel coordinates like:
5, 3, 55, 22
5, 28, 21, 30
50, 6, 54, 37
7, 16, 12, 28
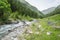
0, 0, 11, 21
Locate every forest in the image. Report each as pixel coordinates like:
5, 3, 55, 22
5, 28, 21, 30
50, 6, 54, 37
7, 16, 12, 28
0, 0, 44, 24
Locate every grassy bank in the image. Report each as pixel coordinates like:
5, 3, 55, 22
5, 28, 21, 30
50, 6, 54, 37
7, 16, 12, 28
18, 14, 60, 40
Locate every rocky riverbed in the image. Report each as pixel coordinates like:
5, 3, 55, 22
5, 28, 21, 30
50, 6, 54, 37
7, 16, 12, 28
0, 20, 35, 40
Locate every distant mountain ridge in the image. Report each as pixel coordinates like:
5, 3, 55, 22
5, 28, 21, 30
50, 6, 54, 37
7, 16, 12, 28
52, 5, 60, 14
44, 5, 60, 17
42, 7, 56, 14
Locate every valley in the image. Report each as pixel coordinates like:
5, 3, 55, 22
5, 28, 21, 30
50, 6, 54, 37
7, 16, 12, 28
0, 0, 60, 40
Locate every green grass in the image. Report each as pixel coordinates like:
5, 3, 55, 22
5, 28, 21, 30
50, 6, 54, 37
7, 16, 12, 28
9, 12, 33, 21
48, 14, 60, 26
21, 14, 60, 40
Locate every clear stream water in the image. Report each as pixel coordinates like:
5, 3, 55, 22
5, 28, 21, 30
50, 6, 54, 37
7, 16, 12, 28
0, 20, 33, 40
0, 21, 24, 39
0, 20, 37, 40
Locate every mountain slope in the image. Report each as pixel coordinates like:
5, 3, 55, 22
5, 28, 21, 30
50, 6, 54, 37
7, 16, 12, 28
20, 0, 42, 13
45, 5, 60, 17
8, 0, 44, 19
54, 5, 60, 14
20, 0, 44, 16
42, 7, 56, 14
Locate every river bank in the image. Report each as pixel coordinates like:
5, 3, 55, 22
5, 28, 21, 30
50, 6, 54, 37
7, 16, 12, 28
0, 20, 36, 40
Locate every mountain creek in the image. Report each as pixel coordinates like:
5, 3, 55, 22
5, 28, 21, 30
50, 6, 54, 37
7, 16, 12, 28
0, 19, 38, 40
0, 19, 60, 40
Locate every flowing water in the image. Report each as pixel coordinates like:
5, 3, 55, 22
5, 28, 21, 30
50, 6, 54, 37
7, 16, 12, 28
0, 20, 36, 40
0, 20, 33, 40
0, 21, 24, 39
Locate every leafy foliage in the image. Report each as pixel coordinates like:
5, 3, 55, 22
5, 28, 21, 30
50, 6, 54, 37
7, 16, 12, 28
0, 0, 11, 22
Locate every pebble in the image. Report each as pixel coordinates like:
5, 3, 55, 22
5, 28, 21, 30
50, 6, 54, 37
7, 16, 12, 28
14, 38, 18, 40
38, 25, 41, 28
47, 31, 51, 35
27, 30, 33, 34
35, 32, 39, 34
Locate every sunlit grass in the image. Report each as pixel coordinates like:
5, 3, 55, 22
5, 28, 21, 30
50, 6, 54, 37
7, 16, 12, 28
18, 14, 60, 40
